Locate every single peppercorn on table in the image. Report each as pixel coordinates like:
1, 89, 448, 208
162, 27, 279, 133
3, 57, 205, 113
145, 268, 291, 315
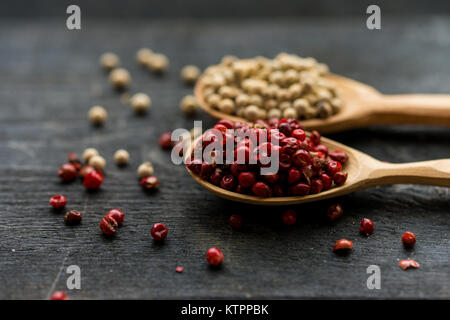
0, 11, 449, 299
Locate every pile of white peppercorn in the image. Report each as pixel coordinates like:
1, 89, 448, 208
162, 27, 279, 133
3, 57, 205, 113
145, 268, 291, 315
200, 53, 343, 121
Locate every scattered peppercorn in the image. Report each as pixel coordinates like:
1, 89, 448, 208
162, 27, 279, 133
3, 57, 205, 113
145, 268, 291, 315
229, 214, 243, 229
398, 259, 420, 270
206, 247, 224, 267
99, 52, 120, 70
58, 163, 77, 182
333, 239, 354, 252
82, 148, 99, 163
141, 176, 159, 191
181, 65, 200, 84
150, 223, 168, 241
159, 132, 173, 149
402, 231, 416, 248
100, 215, 118, 235
49, 195, 67, 210
109, 68, 131, 90
176, 266, 184, 273
114, 149, 129, 166
130, 93, 151, 114
79, 165, 95, 179
67, 152, 81, 170
83, 170, 104, 190
360, 218, 374, 236
326, 203, 343, 222
137, 161, 154, 178
88, 106, 107, 126
180, 95, 199, 115
88, 155, 106, 171
50, 291, 68, 300
106, 209, 124, 224
282, 209, 297, 226
136, 48, 153, 66
64, 210, 82, 225
148, 53, 169, 74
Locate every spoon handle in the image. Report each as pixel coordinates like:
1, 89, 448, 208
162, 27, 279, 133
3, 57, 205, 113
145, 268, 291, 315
367, 159, 450, 187
372, 94, 450, 126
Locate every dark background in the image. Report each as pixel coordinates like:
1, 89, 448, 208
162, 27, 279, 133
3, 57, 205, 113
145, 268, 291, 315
0, 0, 449, 299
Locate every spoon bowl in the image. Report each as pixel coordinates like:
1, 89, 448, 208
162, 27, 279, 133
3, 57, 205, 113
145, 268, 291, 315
185, 134, 450, 206
195, 73, 450, 133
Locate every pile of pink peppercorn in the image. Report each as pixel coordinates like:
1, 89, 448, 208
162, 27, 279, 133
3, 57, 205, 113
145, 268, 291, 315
186, 118, 348, 198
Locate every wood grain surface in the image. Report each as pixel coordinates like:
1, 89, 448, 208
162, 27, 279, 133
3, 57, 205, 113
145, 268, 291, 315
0, 16, 449, 299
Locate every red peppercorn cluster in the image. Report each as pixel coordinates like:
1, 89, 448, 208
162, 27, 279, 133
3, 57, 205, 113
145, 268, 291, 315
100, 209, 125, 235
186, 118, 348, 198
57, 152, 104, 190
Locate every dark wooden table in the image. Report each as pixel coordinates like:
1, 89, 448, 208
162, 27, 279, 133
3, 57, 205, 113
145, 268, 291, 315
0, 16, 449, 299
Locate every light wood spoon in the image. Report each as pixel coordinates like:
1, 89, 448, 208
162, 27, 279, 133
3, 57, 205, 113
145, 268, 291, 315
195, 73, 450, 134
185, 135, 450, 206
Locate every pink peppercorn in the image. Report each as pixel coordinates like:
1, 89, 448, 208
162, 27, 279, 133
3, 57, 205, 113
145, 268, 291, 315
50, 291, 68, 300
360, 218, 374, 236
106, 209, 124, 224
83, 170, 104, 190
333, 239, 354, 252
326, 160, 342, 176
100, 215, 118, 235
287, 167, 302, 184
402, 231, 416, 248
252, 181, 272, 197
141, 176, 160, 191
398, 259, 420, 270
151, 223, 168, 241
310, 178, 324, 194
64, 210, 82, 225
310, 130, 321, 145
238, 172, 256, 188
229, 214, 243, 229
291, 129, 306, 141
206, 247, 224, 266
333, 171, 348, 185
220, 174, 236, 191
326, 203, 343, 222
290, 182, 310, 196
320, 173, 332, 190
58, 163, 77, 182
159, 132, 173, 149
176, 266, 184, 273
282, 209, 296, 226
329, 151, 349, 164
49, 195, 67, 210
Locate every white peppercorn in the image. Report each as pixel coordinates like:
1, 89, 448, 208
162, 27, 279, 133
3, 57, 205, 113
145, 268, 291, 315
244, 105, 260, 122
89, 155, 106, 171
218, 98, 235, 114
206, 94, 221, 109
130, 93, 151, 114
82, 148, 99, 163
109, 68, 131, 90
180, 95, 199, 115
137, 162, 154, 178
99, 52, 120, 70
283, 107, 297, 119
181, 65, 200, 84
136, 48, 153, 66
88, 106, 107, 126
149, 53, 169, 73
267, 108, 281, 119
114, 149, 130, 166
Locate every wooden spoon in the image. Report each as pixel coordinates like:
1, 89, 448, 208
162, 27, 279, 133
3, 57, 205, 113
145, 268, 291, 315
195, 73, 450, 134
185, 135, 450, 206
